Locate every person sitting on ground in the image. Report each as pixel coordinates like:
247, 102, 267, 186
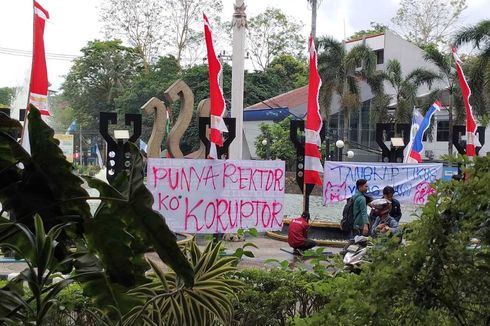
370, 199, 399, 237
288, 211, 317, 255
369, 186, 402, 224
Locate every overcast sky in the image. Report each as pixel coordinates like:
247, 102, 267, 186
0, 0, 489, 92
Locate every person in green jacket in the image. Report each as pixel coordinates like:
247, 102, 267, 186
352, 179, 369, 236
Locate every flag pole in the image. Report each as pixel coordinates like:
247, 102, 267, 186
20, 0, 36, 145
303, 182, 307, 213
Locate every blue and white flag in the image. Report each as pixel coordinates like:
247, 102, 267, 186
139, 139, 148, 153
66, 119, 77, 134
403, 108, 424, 163
407, 101, 442, 163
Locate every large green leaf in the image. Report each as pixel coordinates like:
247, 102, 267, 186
0, 115, 29, 217
0, 107, 90, 234
27, 105, 91, 223
116, 142, 194, 287
83, 176, 141, 287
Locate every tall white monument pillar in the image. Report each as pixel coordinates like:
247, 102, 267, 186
229, 0, 246, 160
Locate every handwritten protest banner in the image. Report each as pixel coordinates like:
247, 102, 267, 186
147, 158, 285, 233
323, 162, 443, 205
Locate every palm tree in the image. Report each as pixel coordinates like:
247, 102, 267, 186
374, 59, 440, 133
422, 46, 461, 155
453, 20, 490, 120
317, 37, 377, 148
454, 20, 490, 60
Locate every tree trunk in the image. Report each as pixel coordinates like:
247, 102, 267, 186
310, 0, 317, 40
448, 91, 453, 156
343, 106, 349, 149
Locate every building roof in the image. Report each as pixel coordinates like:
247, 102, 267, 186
245, 85, 308, 112
345, 32, 385, 44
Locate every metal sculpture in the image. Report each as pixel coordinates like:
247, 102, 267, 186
99, 112, 141, 182
290, 119, 325, 212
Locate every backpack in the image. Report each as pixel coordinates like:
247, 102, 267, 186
340, 196, 358, 231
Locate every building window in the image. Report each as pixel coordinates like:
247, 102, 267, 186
374, 49, 384, 64
437, 121, 449, 141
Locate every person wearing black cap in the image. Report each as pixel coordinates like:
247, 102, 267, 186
382, 186, 402, 222
288, 212, 317, 256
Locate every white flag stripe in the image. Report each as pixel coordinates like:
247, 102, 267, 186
209, 143, 218, 159
211, 115, 228, 133
305, 155, 323, 173
305, 128, 321, 146
34, 7, 49, 20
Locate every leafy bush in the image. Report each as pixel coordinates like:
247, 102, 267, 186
292, 155, 490, 325
44, 283, 100, 326
232, 268, 329, 326
73, 163, 101, 176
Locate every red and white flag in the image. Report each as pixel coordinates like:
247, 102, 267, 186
304, 35, 323, 185
203, 14, 227, 159
21, 1, 50, 153
452, 48, 477, 158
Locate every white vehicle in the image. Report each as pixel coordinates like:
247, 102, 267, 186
342, 235, 371, 273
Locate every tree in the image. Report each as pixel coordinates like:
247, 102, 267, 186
391, 0, 467, 47
317, 37, 377, 147
0, 87, 15, 107
255, 117, 296, 169
454, 20, 490, 59
453, 20, 490, 119
61, 40, 143, 131
267, 54, 309, 89
349, 22, 388, 41
374, 59, 440, 126
100, 0, 165, 69
422, 45, 464, 155
49, 93, 75, 132
115, 55, 181, 142
101, 0, 223, 66
247, 8, 305, 70
163, 0, 224, 65
244, 54, 308, 107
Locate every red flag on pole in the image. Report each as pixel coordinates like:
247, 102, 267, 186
304, 35, 323, 185
452, 48, 477, 157
203, 14, 227, 159
21, 1, 50, 153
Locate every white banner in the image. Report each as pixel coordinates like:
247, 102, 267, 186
147, 158, 285, 233
323, 161, 443, 205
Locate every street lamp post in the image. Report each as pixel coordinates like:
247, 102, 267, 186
336, 140, 344, 161
261, 138, 269, 160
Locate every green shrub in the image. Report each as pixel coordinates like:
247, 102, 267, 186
232, 268, 329, 325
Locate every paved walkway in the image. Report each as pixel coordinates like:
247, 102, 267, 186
0, 236, 342, 279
